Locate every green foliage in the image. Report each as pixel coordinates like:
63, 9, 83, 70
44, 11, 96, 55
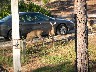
0, 47, 13, 67
42, 0, 50, 4
0, 0, 11, 19
19, 1, 51, 16
25, 40, 75, 72
1, 38, 96, 71
0, 1, 51, 19
33, 61, 75, 72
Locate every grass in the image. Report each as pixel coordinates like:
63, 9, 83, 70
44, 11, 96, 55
25, 40, 76, 72
88, 35, 96, 72
40, 41, 75, 64
0, 34, 96, 72
0, 47, 13, 67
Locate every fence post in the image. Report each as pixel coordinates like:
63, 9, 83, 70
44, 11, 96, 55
20, 40, 26, 61
11, 0, 21, 72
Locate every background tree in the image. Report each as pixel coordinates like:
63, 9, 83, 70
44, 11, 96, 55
74, 0, 89, 72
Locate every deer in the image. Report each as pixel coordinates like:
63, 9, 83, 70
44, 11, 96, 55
48, 22, 56, 48
87, 19, 94, 33
26, 29, 44, 43
48, 22, 56, 38
26, 22, 56, 47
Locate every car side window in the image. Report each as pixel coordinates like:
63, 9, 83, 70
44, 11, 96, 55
34, 13, 49, 21
19, 14, 35, 22
19, 16, 25, 22
19, 13, 50, 22
39, 14, 49, 21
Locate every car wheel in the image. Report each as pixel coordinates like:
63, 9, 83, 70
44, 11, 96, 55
4, 30, 12, 40
7, 30, 24, 40
56, 24, 68, 35
8, 30, 12, 40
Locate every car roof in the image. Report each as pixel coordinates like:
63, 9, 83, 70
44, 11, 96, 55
19, 12, 50, 17
19, 12, 40, 14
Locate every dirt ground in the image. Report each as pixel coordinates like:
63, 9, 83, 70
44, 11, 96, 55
0, 0, 96, 72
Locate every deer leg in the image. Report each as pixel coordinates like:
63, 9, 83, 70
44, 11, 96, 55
91, 27, 93, 33
42, 37, 44, 46
38, 36, 44, 46
89, 26, 93, 34
48, 35, 51, 39
52, 35, 55, 48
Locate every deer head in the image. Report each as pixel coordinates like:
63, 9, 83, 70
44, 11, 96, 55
50, 22, 56, 26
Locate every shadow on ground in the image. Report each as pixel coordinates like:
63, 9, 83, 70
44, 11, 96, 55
88, 4, 96, 14
31, 61, 75, 72
45, 0, 96, 17
46, 0, 74, 14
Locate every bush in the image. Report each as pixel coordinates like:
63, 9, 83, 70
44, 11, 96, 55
19, 1, 51, 16
0, 1, 11, 19
0, 1, 51, 19
42, 0, 50, 4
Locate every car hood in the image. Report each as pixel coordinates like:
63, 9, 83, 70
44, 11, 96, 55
50, 17, 74, 24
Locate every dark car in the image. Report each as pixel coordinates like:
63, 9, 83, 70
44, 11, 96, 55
0, 12, 74, 40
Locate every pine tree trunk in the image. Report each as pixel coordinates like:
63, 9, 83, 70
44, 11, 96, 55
74, 0, 89, 72
11, 0, 21, 72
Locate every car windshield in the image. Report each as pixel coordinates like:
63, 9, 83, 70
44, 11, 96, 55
1, 15, 11, 22
34, 13, 50, 21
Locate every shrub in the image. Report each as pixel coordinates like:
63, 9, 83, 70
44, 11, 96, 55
0, 1, 51, 19
42, 0, 50, 4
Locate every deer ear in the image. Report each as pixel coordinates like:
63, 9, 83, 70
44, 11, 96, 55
54, 22, 56, 25
50, 22, 52, 25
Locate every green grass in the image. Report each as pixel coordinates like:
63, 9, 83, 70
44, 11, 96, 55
32, 61, 75, 72
26, 40, 76, 72
0, 36, 96, 72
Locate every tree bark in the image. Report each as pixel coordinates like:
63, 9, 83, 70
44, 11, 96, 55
74, 0, 89, 72
11, 0, 21, 72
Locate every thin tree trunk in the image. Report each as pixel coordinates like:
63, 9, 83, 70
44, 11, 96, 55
74, 0, 89, 72
11, 0, 21, 72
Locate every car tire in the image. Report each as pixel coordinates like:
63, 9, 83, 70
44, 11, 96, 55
7, 30, 24, 40
7, 30, 12, 40
56, 24, 68, 35
4, 30, 12, 40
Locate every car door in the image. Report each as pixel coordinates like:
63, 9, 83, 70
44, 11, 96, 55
38, 21, 51, 35
33, 13, 51, 35
19, 13, 38, 37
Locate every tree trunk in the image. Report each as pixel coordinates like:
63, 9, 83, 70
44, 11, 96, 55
11, 0, 21, 72
74, 0, 89, 72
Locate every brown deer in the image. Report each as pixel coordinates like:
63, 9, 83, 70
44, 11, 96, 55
48, 22, 56, 38
48, 22, 56, 48
26, 29, 43, 42
87, 19, 94, 33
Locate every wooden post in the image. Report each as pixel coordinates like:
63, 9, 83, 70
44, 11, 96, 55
74, 0, 89, 72
11, 0, 21, 72
20, 40, 26, 62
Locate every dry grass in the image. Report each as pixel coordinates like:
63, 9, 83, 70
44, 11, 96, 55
0, 0, 96, 71
0, 34, 96, 71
